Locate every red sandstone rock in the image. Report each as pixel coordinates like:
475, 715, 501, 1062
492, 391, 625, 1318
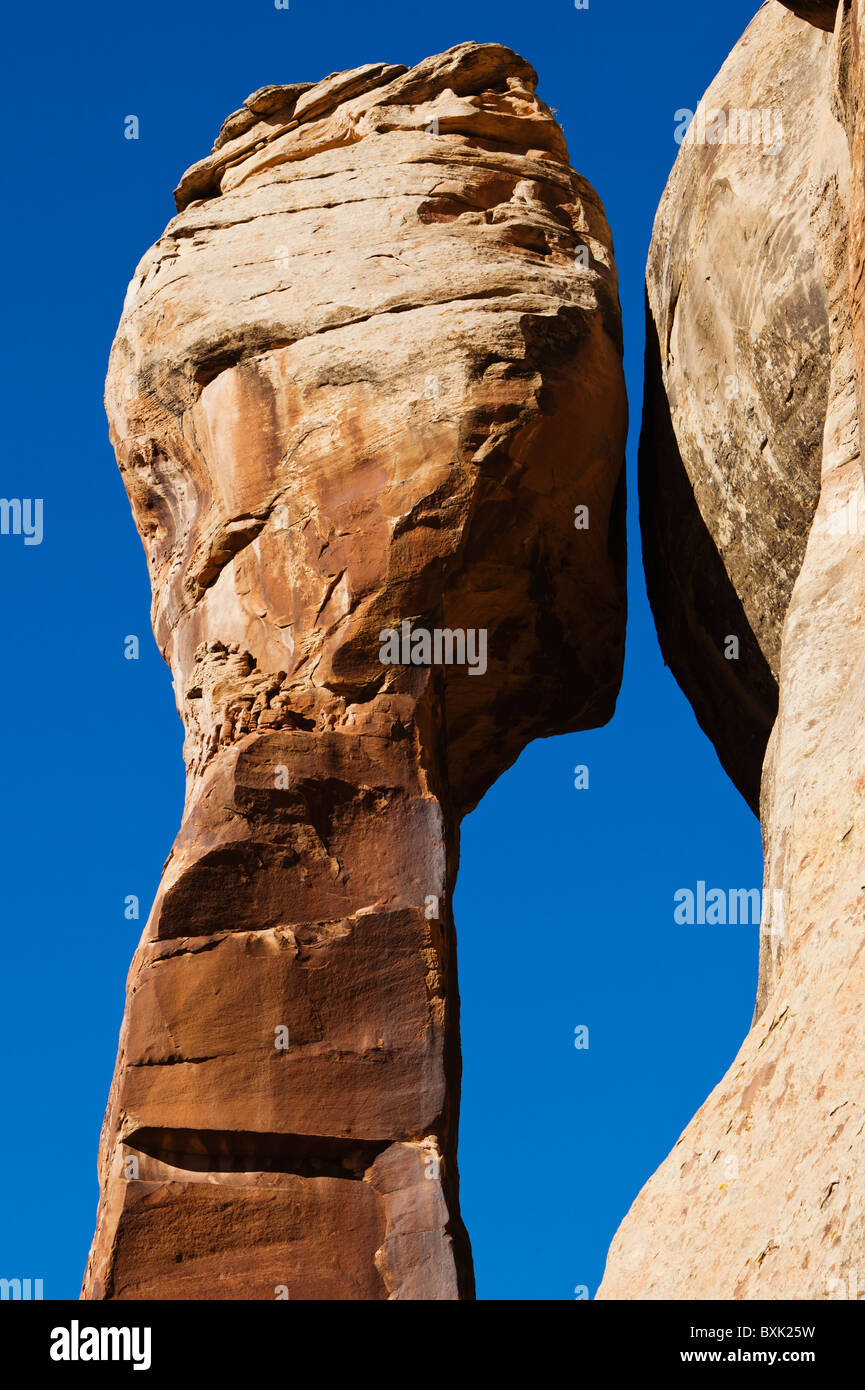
83, 42, 626, 1300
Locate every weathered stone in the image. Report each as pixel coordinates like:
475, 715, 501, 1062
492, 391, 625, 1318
84, 41, 627, 1300
639, 5, 837, 812
840, 0, 865, 392
778, 0, 838, 30
601, 1, 865, 1300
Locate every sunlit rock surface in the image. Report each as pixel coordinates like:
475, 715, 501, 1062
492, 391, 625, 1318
601, 0, 865, 1300
83, 41, 627, 1300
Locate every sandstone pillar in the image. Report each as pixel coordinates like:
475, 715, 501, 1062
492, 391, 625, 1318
84, 42, 627, 1299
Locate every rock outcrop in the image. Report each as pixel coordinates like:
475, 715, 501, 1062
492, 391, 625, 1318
843, 1, 865, 389
779, 0, 838, 28
601, 1, 865, 1299
84, 42, 627, 1299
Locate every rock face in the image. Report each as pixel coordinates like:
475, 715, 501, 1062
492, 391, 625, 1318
778, 0, 837, 28
83, 42, 627, 1299
639, 6, 839, 813
601, 1, 865, 1299
843, 0, 865, 389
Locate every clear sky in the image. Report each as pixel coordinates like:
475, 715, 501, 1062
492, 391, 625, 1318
0, 0, 765, 1299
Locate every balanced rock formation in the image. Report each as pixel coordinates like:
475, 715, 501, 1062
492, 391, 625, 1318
83, 42, 627, 1299
601, 0, 865, 1298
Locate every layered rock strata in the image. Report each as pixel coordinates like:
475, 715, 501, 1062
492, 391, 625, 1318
601, 1, 865, 1299
84, 42, 627, 1299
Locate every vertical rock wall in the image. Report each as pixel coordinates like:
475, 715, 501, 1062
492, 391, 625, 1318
601, 1, 865, 1299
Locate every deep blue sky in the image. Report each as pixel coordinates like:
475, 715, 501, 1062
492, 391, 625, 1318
0, 0, 765, 1299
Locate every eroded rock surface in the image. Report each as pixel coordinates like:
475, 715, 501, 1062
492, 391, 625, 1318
779, 0, 838, 28
601, 1, 865, 1299
639, 5, 838, 812
842, 0, 865, 388
84, 42, 627, 1300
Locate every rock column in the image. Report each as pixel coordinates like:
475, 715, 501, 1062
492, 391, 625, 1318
84, 42, 627, 1299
